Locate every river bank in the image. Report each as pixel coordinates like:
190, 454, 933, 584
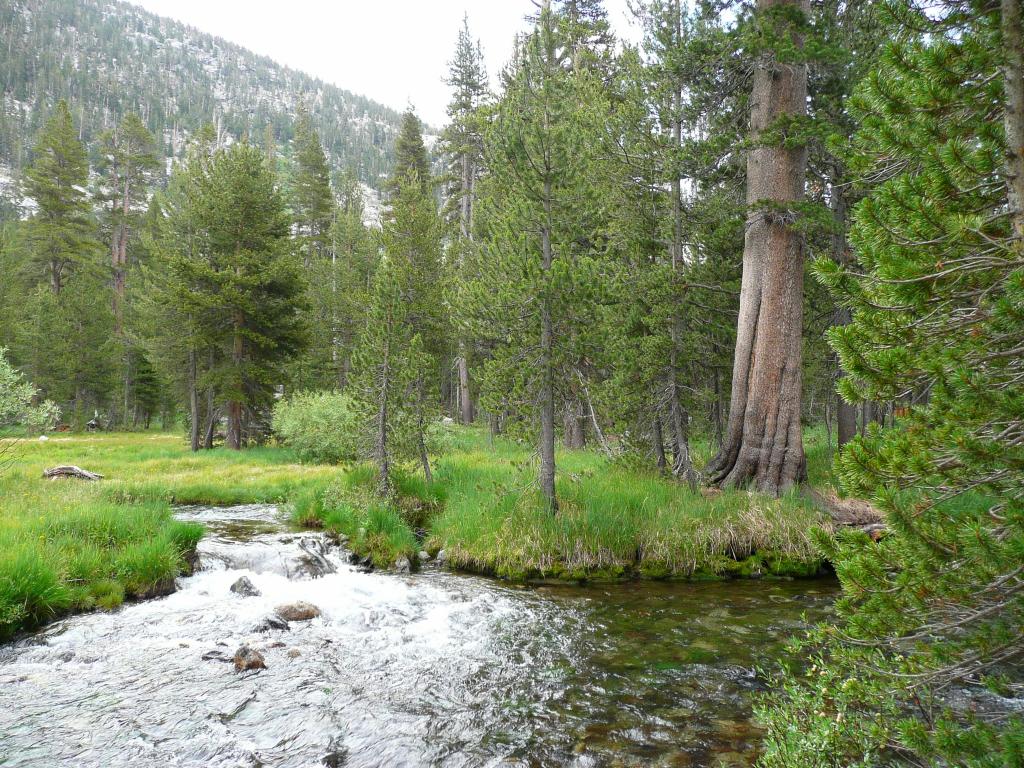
1, 428, 838, 638
293, 427, 835, 583
0, 502, 839, 767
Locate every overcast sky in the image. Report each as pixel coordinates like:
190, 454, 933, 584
130, 0, 639, 128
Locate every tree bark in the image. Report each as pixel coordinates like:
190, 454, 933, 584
652, 414, 667, 471
204, 384, 215, 450
563, 398, 587, 449
1005, 0, 1024, 241
830, 178, 858, 449
226, 401, 241, 450
227, 310, 244, 450
376, 340, 392, 499
705, 0, 810, 495
457, 347, 474, 424
539, 194, 558, 513
188, 347, 200, 452
666, 0, 697, 487
488, 410, 500, 444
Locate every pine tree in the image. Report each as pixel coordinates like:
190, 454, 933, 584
22, 100, 95, 296
350, 174, 443, 494
146, 138, 307, 449
462, 4, 609, 511
16, 100, 114, 423
759, 2, 1024, 764
330, 172, 378, 388
95, 111, 161, 427
441, 15, 489, 425
287, 107, 339, 389
290, 105, 335, 269
95, 111, 161, 332
704, 0, 812, 495
143, 127, 218, 450
388, 109, 431, 200
299, 170, 377, 390
196, 143, 308, 449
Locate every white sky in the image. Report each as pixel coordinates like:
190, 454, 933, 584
129, 0, 640, 128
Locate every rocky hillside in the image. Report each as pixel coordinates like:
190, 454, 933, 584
0, 0, 412, 206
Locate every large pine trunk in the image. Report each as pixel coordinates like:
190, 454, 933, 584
706, 0, 809, 495
226, 401, 242, 450
1005, 0, 1024, 240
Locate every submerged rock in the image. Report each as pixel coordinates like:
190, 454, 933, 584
201, 649, 233, 663
229, 576, 260, 597
294, 537, 337, 578
253, 615, 290, 632
322, 748, 348, 767
395, 556, 411, 574
233, 645, 266, 672
274, 601, 321, 622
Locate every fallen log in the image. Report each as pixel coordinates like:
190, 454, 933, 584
802, 486, 887, 539
43, 465, 104, 481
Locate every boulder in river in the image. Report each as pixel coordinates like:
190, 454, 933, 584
229, 576, 260, 597
253, 615, 290, 632
233, 645, 266, 672
436, 549, 447, 566
418, 550, 430, 562
274, 601, 321, 622
395, 556, 411, 574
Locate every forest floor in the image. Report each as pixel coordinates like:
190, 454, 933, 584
0, 426, 840, 638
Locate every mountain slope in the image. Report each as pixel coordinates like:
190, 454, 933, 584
0, 0, 410, 202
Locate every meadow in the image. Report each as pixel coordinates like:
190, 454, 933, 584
0, 432, 335, 638
1, 427, 836, 638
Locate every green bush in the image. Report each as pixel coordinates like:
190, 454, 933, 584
271, 390, 359, 464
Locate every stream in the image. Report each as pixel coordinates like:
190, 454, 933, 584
0, 504, 838, 768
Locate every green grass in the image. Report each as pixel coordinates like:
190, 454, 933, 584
0, 431, 336, 638
1, 425, 837, 639
300, 426, 836, 582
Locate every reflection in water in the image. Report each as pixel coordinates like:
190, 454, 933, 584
0, 505, 836, 767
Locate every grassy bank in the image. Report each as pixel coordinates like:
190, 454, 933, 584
0, 432, 335, 638
295, 427, 835, 582
1, 427, 836, 638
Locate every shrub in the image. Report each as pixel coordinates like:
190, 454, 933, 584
271, 390, 359, 464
